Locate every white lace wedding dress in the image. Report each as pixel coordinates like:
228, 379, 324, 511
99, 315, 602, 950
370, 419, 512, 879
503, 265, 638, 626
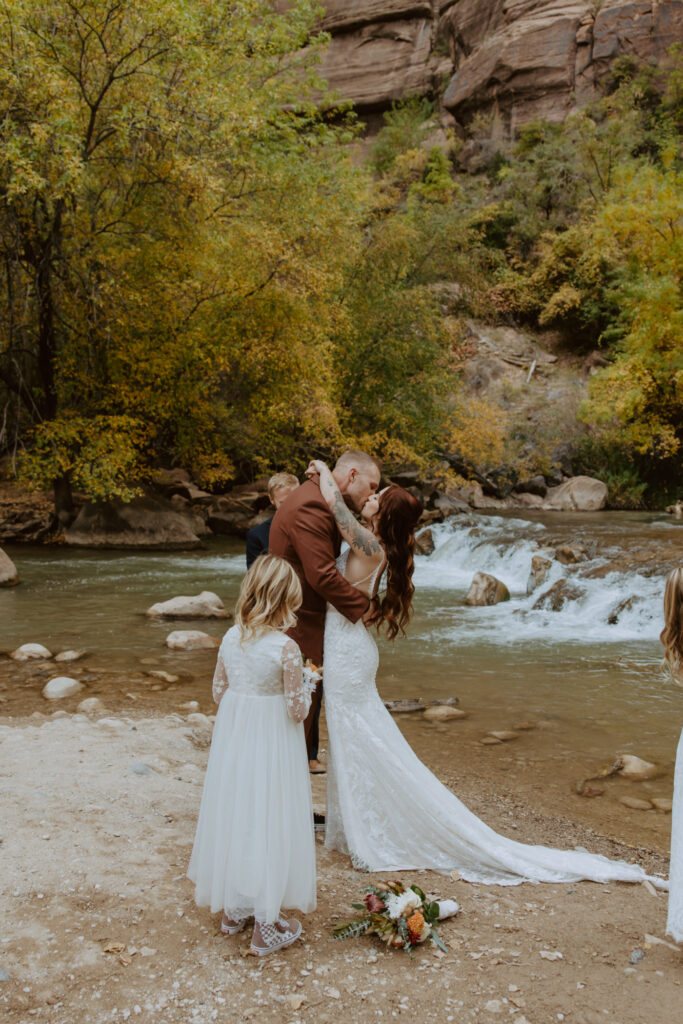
324, 551, 667, 888
667, 728, 683, 939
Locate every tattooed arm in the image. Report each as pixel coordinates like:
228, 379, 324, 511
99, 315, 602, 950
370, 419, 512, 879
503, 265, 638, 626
307, 460, 383, 560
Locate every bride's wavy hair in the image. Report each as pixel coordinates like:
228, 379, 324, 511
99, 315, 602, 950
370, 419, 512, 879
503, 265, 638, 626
371, 485, 423, 640
235, 554, 302, 643
661, 566, 683, 683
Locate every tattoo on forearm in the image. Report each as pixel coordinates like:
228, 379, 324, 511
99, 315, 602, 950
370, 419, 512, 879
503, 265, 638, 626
331, 493, 383, 557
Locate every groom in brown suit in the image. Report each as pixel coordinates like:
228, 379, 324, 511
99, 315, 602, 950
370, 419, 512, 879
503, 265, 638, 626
269, 450, 381, 767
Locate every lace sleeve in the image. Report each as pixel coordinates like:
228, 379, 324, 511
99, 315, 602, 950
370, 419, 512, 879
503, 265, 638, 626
212, 653, 229, 704
282, 638, 310, 724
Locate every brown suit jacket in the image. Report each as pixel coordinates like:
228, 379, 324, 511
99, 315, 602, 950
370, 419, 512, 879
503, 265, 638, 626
268, 479, 370, 664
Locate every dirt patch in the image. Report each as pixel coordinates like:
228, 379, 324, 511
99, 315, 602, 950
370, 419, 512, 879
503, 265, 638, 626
1, 710, 680, 1024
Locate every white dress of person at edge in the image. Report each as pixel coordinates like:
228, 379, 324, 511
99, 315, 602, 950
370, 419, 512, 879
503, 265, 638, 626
661, 566, 683, 942
306, 458, 668, 891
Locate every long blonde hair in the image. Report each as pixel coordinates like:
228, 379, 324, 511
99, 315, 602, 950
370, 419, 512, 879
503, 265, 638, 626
661, 566, 683, 681
235, 554, 302, 642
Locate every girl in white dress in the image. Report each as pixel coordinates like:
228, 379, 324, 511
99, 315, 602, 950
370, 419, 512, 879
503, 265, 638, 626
187, 555, 316, 956
662, 566, 683, 941
307, 459, 667, 890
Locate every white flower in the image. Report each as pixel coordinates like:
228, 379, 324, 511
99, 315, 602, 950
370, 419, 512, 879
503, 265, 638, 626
302, 664, 322, 695
385, 890, 422, 920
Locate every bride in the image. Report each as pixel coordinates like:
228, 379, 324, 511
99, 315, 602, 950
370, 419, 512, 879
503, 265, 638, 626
307, 459, 667, 888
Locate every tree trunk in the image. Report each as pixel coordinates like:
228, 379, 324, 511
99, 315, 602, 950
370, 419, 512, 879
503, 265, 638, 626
53, 472, 75, 526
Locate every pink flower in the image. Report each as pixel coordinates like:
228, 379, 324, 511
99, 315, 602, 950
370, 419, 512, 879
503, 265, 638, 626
365, 893, 386, 913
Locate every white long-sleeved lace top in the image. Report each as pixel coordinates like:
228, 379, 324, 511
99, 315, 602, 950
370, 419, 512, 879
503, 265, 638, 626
212, 625, 310, 723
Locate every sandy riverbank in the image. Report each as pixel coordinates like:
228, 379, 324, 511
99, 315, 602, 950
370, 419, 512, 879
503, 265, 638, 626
1, 705, 681, 1024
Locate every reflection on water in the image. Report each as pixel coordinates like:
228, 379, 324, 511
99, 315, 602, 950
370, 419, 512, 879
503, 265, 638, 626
1, 511, 681, 765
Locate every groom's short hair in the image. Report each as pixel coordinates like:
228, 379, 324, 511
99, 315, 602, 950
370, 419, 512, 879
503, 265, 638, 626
334, 449, 380, 475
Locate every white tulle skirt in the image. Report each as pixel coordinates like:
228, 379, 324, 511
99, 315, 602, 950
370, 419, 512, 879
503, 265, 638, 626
667, 729, 683, 941
187, 691, 316, 924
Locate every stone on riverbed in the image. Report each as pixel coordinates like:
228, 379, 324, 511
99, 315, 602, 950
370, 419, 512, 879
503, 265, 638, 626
42, 676, 83, 700
415, 528, 435, 556
423, 705, 468, 722
526, 555, 552, 595
146, 591, 230, 619
165, 630, 219, 651
0, 547, 19, 586
616, 754, 660, 781
55, 650, 86, 663
11, 643, 52, 661
77, 697, 105, 715
651, 797, 673, 813
532, 579, 583, 612
488, 730, 519, 742
619, 795, 654, 811
465, 572, 510, 606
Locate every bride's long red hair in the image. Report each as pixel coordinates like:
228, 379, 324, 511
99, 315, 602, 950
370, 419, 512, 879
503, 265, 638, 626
372, 485, 423, 640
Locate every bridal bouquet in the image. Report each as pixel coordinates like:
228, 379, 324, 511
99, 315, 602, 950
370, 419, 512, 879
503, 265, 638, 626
333, 880, 450, 954
302, 660, 322, 695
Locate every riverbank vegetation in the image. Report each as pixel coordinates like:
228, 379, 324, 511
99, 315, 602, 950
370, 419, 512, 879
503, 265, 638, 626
0, 1, 681, 513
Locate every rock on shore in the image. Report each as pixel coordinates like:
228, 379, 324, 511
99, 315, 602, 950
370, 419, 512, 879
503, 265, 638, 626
0, 547, 19, 586
65, 497, 208, 550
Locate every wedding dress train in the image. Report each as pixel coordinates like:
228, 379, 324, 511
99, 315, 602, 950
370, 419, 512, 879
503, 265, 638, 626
323, 551, 667, 888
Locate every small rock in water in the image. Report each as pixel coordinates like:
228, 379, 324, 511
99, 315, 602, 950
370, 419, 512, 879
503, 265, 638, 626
165, 630, 219, 651
42, 676, 83, 700
514, 721, 537, 731
481, 737, 503, 746
554, 543, 588, 566
465, 572, 510, 607
488, 731, 519, 742
179, 701, 200, 711
55, 650, 86, 663
146, 670, 179, 684
186, 712, 211, 728
77, 697, 105, 715
485, 1000, 504, 1013
12, 642, 52, 661
616, 754, 660, 781
619, 796, 654, 811
147, 592, 230, 619
526, 555, 552, 595
423, 706, 468, 722
0, 967, 10, 982
651, 797, 673, 813
629, 948, 645, 965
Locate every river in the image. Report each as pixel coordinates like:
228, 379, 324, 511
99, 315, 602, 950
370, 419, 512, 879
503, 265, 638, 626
1, 509, 681, 847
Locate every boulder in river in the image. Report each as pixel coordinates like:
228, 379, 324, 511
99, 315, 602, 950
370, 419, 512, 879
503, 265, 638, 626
65, 496, 205, 550
11, 643, 52, 661
532, 579, 583, 612
545, 475, 608, 511
465, 572, 510, 606
0, 547, 19, 586
415, 528, 435, 556
165, 630, 219, 651
526, 555, 552, 595
146, 592, 231, 619
42, 676, 83, 700
554, 543, 588, 565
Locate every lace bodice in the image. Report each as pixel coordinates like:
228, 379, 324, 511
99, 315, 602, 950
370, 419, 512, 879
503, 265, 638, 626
212, 625, 310, 723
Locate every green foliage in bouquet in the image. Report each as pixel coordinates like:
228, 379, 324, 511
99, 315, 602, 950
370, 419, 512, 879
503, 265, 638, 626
333, 880, 447, 955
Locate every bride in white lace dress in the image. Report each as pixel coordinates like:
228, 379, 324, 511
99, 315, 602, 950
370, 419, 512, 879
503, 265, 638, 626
308, 460, 667, 889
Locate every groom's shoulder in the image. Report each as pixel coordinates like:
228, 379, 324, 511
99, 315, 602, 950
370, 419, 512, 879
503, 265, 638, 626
275, 479, 330, 522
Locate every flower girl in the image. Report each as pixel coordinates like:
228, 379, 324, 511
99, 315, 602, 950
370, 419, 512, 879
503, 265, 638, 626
662, 566, 683, 942
187, 554, 316, 956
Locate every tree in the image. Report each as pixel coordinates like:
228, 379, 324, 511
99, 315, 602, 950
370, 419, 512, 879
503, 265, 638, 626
0, 0, 362, 513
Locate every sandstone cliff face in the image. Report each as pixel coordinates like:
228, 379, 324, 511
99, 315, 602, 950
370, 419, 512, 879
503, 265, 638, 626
319, 1, 683, 129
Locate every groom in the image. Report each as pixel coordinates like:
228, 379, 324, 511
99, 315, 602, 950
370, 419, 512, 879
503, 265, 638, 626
269, 449, 381, 765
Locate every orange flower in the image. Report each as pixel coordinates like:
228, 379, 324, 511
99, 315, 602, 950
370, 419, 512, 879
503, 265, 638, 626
406, 910, 425, 942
